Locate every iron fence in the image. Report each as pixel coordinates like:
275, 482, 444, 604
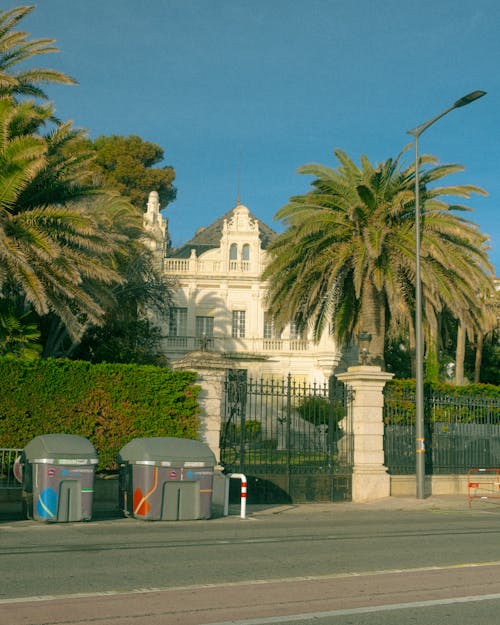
384, 385, 500, 474
0, 448, 23, 489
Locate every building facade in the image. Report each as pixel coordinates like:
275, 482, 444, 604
144, 192, 342, 384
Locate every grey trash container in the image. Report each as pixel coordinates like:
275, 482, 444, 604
117, 437, 216, 521
22, 434, 98, 522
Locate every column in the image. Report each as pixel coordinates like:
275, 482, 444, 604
336, 365, 394, 502
172, 351, 232, 463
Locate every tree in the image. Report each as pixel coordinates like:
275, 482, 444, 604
0, 4, 119, 346
57, 244, 174, 363
0, 300, 41, 359
464, 289, 500, 384
72, 319, 168, 366
0, 5, 76, 101
90, 135, 176, 210
263, 148, 494, 373
470, 330, 500, 385
0, 97, 134, 344
0, 6, 174, 362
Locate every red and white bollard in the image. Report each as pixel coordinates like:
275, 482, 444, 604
229, 473, 247, 519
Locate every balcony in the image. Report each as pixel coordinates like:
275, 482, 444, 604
163, 336, 310, 355
164, 258, 256, 276
228, 260, 250, 272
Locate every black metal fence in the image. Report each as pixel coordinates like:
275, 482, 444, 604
220, 372, 353, 502
384, 385, 500, 474
0, 448, 23, 490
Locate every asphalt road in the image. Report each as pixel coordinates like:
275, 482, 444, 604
2, 498, 500, 624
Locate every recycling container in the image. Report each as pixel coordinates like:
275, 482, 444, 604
117, 437, 216, 521
22, 434, 98, 522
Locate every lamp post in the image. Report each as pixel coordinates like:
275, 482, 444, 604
406, 90, 486, 499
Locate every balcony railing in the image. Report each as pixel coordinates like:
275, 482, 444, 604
163, 336, 310, 354
229, 260, 250, 272
164, 258, 255, 275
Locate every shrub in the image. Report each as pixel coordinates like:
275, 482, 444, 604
0, 358, 200, 470
383, 379, 500, 426
296, 396, 344, 430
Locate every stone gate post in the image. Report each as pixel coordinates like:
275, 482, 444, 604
336, 365, 394, 502
172, 351, 233, 463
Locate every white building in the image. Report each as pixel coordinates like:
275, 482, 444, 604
144, 192, 342, 384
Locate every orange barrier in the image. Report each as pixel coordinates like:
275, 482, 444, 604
467, 468, 500, 507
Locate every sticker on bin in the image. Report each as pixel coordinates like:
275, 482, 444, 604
62, 468, 93, 476
56, 458, 98, 465
160, 461, 172, 466
169, 470, 178, 479
184, 461, 206, 468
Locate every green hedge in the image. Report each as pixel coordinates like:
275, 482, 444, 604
384, 379, 500, 425
0, 358, 200, 469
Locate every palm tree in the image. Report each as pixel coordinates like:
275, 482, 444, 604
0, 5, 76, 101
0, 300, 41, 359
0, 7, 170, 361
263, 148, 494, 372
41, 194, 171, 358
0, 96, 130, 343
466, 293, 498, 384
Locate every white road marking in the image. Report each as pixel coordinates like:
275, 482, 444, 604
2, 559, 500, 605
202, 592, 500, 625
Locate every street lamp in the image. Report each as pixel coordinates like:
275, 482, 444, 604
406, 90, 486, 500
358, 331, 372, 365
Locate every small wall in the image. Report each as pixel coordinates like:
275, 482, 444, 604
390, 474, 469, 496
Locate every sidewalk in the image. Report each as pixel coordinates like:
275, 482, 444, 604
241, 494, 500, 516
2, 494, 498, 523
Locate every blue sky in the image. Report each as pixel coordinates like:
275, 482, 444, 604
6, 1, 500, 272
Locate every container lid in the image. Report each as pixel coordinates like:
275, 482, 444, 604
23, 434, 98, 463
117, 437, 216, 466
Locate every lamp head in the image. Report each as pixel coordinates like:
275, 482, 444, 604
358, 331, 372, 365
453, 90, 486, 108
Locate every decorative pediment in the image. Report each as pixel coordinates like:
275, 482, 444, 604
223, 205, 259, 235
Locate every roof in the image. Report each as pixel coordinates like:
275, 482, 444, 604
169, 205, 277, 259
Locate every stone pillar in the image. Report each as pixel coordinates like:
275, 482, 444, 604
336, 365, 394, 502
172, 351, 233, 463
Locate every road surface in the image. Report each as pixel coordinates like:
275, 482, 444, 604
2, 499, 500, 624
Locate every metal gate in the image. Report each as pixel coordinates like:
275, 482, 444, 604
220, 371, 353, 503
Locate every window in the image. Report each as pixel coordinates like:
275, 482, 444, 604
196, 315, 214, 349
232, 310, 246, 338
242, 244, 250, 261
169, 307, 187, 336
289, 319, 302, 340
264, 312, 279, 339
229, 243, 238, 260
196, 316, 214, 337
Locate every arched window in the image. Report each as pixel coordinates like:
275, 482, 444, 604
229, 243, 238, 260
242, 243, 250, 261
